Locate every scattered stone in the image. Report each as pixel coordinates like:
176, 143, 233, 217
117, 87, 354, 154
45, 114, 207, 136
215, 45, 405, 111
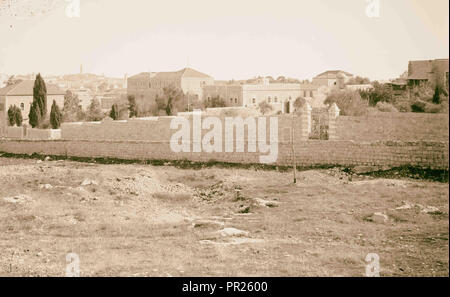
371, 212, 389, 223
192, 220, 225, 228
395, 201, 414, 210
395, 201, 440, 214
218, 227, 249, 237
254, 198, 280, 208
3, 194, 33, 204
39, 184, 53, 190
36, 160, 43, 164
44, 156, 51, 162
421, 206, 440, 214
81, 178, 99, 186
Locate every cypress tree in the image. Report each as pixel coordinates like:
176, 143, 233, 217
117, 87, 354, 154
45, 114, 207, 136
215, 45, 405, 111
29, 101, 41, 128
33, 73, 47, 119
50, 100, 62, 129
109, 103, 119, 120
14, 106, 23, 126
7, 106, 15, 126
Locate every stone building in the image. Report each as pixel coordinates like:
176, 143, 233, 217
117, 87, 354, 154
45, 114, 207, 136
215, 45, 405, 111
127, 67, 214, 106
312, 70, 354, 87
0, 80, 65, 132
203, 77, 328, 113
407, 58, 449, 86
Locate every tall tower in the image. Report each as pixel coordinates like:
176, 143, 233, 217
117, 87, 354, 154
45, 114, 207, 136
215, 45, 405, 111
80, 64, 83, 74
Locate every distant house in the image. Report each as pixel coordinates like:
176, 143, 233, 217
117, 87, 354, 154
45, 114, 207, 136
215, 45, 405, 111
407, 59, 449, 86
312, 70, 354, 87
0, 80, 65, 131
345, 84, 374, 91
202, 77, 329, 113
127, 67, 214, 106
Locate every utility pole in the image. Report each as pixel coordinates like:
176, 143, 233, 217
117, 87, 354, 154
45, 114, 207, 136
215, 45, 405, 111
291, 102, 297, 184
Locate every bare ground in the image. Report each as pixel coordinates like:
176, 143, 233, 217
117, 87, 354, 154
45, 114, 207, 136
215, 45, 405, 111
0, 157, 448, 276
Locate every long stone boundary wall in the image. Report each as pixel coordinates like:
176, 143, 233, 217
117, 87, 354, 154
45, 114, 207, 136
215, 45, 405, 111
0, 139, 448, 169
334, 112, 449, 141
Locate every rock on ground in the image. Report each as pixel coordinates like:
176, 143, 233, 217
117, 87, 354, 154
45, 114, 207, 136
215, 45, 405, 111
218, 228, 249, 237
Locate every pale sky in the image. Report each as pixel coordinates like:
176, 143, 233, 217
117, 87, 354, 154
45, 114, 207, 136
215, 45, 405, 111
0, 0, 448, 80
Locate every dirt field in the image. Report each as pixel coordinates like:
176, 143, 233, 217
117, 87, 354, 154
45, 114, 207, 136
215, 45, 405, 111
0, 157, 448, 276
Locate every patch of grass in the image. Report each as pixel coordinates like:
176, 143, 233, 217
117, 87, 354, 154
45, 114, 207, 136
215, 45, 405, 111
358, 166, 449, 183
153, 192, 191, 202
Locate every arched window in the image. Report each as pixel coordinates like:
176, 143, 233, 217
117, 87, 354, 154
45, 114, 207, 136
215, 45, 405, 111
268, 96, 271, 103
252, 98, 256, 104
235, 98, 237, 103
20, 103, 24, 110
274, 97, 278, 102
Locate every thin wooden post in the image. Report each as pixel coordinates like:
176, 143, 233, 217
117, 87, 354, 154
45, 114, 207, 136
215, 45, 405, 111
292, 108, 296, 184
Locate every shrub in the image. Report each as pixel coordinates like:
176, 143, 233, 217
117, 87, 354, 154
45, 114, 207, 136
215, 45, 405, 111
375, 101, 398, 112
411, 101, 426, 113
324, 89, 368, 116
424, 102, 442, 114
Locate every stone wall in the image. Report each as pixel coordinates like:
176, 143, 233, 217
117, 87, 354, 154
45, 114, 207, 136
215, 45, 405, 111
0, 139, 447, 169
333, 112, 449, 141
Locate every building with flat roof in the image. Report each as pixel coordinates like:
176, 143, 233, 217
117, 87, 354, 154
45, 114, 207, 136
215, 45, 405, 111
203, 77, 328, 113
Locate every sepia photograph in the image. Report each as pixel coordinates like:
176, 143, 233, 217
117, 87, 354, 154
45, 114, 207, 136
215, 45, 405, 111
0, 0, 448, 285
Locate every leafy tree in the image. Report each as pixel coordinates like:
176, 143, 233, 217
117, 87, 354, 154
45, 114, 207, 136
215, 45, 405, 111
62, 90, 85, 122
205, 95, 226, 108
258, 101, 273, 115
293, 97, 307, 111
359, 82, 394, 106
155, 86, 185, 115
6, 75, 23, 86
86, 97, 104, 121
50, 100, 62, 129
345, 76, 371, 85
324, 89, 368, 116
